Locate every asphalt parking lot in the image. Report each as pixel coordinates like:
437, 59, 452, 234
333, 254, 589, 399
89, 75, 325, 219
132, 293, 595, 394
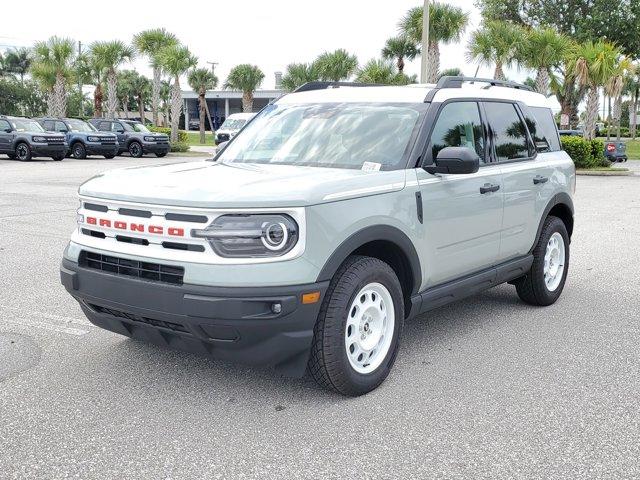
1, 155, 639, 479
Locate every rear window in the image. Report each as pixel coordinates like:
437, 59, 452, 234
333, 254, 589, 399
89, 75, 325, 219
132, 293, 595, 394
529, 107, 561, 152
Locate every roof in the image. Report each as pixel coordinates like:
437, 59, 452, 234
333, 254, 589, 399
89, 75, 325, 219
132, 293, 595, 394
276, 81, 554, 109
226, 112, 257, 120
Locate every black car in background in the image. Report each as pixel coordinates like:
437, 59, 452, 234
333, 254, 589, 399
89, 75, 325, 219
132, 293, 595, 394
0, 115, 67, 161
88, 118, 170, 158
35, 117, 119, 159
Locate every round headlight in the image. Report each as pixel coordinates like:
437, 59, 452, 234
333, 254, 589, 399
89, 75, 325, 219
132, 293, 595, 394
262, 222, 288, 250
32, 136, 46, 142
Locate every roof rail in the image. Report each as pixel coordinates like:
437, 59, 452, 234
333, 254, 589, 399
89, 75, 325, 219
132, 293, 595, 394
294, 81, 385, 93
425, 76, 533, 102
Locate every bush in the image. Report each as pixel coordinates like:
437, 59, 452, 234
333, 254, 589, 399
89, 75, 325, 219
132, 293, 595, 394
589, 139, 608, 167
170, 142, 190, 153
561, 136, 596, 169
149, 126, 188, 144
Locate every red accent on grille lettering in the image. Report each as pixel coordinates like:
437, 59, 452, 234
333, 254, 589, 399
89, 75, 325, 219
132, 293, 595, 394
130, 224, 145, 232
87, 217, 97, 225
114, 221, 126, 230
99, 219, 111, 227
148, 225, 163, 234
83, 216, 185, 237
168, 227, 184, 237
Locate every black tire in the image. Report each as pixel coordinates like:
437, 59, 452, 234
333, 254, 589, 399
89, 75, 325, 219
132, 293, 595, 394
515, 216, 569, 306
15, 142, 32, 161
7, 153, 16, 159
52, 154, 64, 161
308, 255, 404, 396
128, 141, 143, 158
104, 154, 115, 159
71, 142, 87, 159
155, 152, 167, 158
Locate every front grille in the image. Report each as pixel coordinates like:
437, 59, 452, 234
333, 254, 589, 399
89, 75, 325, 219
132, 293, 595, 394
89, 303, 189, 333
46, 138, 65, 145
80, 251, 184, 285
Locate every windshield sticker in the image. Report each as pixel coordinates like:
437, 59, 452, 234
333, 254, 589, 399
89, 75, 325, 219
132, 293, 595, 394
362, 162, 381, 172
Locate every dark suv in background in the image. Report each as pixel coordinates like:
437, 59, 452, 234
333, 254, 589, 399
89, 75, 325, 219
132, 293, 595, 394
36, 117, 119, 159
0, 115, 67, 161
88, 118, 170, 158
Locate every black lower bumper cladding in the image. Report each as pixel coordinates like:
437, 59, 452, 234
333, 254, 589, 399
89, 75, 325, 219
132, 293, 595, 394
61, 258, 328, 377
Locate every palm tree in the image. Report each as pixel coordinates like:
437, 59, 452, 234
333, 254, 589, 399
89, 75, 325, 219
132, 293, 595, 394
281, 63, 319, 91
130, 73, 152, 123
399, 3, 468, 83
133, 29, 178, 126
356, 59, 397, 84
157, 44, 197, 142
5, 48, 32, 85
224, 64, 265, 113
438, 67, 463, 79
188, 68, 218, 143
159, 80, 171, 127
31, 37, 75, 117
90, 41, 135, 119
625, 73, 640, 138
516, 27, 569, 95
466, 21, 521, 81
116, 70, 136, 118
313, 49, 358, 82
381, 36, 419, 74
567, 40, 622, 140
606, 58, 634, 140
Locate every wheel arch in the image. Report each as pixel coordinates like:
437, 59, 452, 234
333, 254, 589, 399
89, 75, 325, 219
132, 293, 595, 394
531, 192, 574, 252
316, 225, 422, 315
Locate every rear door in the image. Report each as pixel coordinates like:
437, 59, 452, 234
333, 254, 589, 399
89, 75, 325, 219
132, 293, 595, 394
0, 119, 13, 153
415, 100, 504, 287
110, 121, 127, 146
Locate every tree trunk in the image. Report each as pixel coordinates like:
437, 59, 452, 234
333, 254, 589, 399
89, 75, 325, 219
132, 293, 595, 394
94, 83, 103, 118
426, 41, 439, 84
631, 88, 638, 139
106, 70, 118, 119
152, 67, 161, 126
53, 73, 67, 117
583, 86, 599, 141
204, 99, 214, 140
170, 76, 182, 143
494, 62, 505, 81
164, 102, 170, 127
121, 99, 130, 119
613, 95, 622, 140
46, 90, 56, 117
138, 94, 145, 124
242, 90, 253, 113
397, 56, 405, 74
198, 89, 206, 144
535, 67, 550, 96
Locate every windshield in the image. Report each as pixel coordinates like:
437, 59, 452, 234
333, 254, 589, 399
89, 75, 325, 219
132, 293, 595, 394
67, 119, 96, 133
218, 103, 424, 170
220, 118, 247, 130
11, 119, 44, 132
128, 122, 150, 133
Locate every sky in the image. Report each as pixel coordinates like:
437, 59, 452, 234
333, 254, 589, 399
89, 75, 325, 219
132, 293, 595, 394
0, 0, 529, 89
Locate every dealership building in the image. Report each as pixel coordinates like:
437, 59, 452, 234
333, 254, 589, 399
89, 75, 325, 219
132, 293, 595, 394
181, 73, 284, 130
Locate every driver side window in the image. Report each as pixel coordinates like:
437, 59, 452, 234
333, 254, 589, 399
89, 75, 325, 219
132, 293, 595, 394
428, 101, 486, 164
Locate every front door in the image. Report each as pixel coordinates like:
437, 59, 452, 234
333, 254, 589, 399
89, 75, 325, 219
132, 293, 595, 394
0, 119, 14, 153
415, 101, 504, 288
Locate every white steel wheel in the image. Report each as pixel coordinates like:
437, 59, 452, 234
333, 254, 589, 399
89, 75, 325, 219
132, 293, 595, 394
544, 232, 565, 292
344, 282, 395, 374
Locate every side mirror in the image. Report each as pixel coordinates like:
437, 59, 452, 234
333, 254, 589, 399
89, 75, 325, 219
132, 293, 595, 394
424, 147, 480, 175
116, 130, 125, 134
4, 128, 12, 134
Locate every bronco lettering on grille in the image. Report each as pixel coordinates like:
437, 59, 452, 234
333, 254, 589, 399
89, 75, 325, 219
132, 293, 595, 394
85, 216, 185, 237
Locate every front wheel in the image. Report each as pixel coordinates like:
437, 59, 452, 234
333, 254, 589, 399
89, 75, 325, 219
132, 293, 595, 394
308, 255, 404, 396
515, 216, 569, 306
104, 154, 115, 159
128, 141, 143, 158
71, 142, 86, 159
52, 154, 64, 161
15, 142, 32, 161
155, 152, 167, 158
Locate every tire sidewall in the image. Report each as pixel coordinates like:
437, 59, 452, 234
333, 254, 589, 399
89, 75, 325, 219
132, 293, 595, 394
327, 259, 404, 394
129, 141, 143, 158
16, 143, 31, 161
72, 143, 86, 159
533, 217, 570, 304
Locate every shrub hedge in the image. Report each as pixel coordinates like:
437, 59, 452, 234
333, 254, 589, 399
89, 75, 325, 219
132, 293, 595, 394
561, 136, 611, 169
148, 126, 188, 144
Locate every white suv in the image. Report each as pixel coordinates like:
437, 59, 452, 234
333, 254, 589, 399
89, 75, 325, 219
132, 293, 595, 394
61, 77, 575, 396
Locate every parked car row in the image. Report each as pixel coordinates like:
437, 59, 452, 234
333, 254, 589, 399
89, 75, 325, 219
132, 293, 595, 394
0, 115, 170, 161
559, 130, 628, 163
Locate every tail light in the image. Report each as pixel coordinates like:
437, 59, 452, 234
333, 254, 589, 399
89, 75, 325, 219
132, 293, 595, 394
606, 143, 616, 153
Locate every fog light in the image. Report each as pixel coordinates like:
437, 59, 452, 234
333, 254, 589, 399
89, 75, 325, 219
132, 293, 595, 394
271, 303, 282, 314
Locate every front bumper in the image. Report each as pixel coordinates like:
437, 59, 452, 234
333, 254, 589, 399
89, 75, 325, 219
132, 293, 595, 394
61, 258, 328, 377
143, 142, 170, 154
86, 143, 119, 157
32, 143, 67, 157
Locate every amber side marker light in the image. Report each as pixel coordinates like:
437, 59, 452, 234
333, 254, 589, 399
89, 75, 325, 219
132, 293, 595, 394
302, 291, 321, 304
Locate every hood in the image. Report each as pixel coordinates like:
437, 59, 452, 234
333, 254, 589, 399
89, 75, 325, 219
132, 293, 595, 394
79, 161, 407, 208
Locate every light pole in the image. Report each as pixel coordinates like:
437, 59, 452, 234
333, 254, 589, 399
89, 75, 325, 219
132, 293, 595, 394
206, 61, 219, 76
420, 0, 430, 83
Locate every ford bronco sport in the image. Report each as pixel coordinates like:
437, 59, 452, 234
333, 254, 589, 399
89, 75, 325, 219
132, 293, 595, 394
0, 116, 67, 161
88, 118, 170, 158
61, 77, 575, 396
36, 117, 119, 159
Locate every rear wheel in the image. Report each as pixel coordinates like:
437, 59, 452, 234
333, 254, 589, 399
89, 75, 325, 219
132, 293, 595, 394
128, 141, 143, 158
104, 154, 115, 159
155, 152, 167, 158
71, 142, 87, 159
308, 255, 404, 396
52, 154, 64, 161
515, 216, 569, 306
15, 142, 32, 161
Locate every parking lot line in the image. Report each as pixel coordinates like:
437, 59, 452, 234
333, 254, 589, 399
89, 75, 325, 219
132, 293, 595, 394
0, 305, 91, 336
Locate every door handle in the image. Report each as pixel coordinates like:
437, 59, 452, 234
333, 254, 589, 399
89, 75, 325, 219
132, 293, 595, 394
533, 175, 549, 185
480, 183, 500, 194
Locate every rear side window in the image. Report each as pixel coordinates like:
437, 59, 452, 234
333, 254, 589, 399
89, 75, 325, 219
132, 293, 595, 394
484, 102, 530, 162
97, 121, 111, 131
529, 107, 561, 152
43, 120, 55, 131
428, 101, 486, 163
55, 121, 68, 132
